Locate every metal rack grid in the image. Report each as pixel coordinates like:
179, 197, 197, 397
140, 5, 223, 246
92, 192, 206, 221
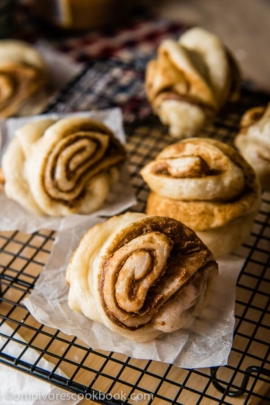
0, 60, 270, 404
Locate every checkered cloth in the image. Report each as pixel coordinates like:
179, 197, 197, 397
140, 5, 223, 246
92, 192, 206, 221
15, 4, 187, 63
15, 4, 269, 123
15, 4, 189, 122
53, 18, 186, 64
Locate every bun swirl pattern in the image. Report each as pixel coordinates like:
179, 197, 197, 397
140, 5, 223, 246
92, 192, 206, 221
141, 138, 245, 202
145, 28, 241, 138
66, 213, 218, 342
141, 139, 261, 257
0, 40, 47, 118
2, 117, 126, 216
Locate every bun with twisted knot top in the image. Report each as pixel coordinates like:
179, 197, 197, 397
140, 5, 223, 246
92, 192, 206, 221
66, 212, 218, 342
145, 27, 241, 138
234, 104, 270, 191
141, 138, 261, 258
2, 116, 126, 216
0, 40, 48, 118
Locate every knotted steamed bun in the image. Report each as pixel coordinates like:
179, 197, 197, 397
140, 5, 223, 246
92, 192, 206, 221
0, 40, 48, 117
234, 104, 270, 191
2, 117, 126, 216
66, 212, 218, 342
146, 28, 241, 138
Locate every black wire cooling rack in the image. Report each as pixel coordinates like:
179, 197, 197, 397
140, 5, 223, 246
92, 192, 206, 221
0, 60, 270, 405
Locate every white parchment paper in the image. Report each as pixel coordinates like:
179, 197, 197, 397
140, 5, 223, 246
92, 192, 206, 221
0, 109, 136, 233
0, 323, 80, 405
35, 41, 83, 97
24, 215, 245, 369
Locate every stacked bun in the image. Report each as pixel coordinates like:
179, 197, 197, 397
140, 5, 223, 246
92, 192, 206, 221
141, 138, 261, 258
